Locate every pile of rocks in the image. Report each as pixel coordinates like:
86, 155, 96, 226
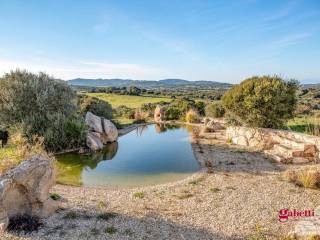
226, 126, 320, 164
202, 117, 225, 132
85, 112, 118, 151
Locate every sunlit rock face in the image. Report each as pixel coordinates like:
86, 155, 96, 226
85, 111, 118, 151
154, 105, 166, 123
0, 155, 57, 232
226, 126, 320, 164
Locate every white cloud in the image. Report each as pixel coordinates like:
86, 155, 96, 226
0, 58, 170, 80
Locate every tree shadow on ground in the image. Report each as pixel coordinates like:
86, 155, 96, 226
6, 208, 248, 240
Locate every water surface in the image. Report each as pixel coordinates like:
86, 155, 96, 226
56, 124, 199, 187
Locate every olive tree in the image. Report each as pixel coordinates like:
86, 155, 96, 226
0, 70, 77, 123
222, 76, 298, 128
0, 70, 87, 151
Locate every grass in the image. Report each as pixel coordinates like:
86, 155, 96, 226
133, 192, 145, 199
50, 193, 61, 201
188, 176, 206, 186
175, 190, 194, 199
210, 187, 221, 193
283, 166, 320, 189
97, 212, 117, 221
105, 226, 117, 234
246, 224, 267, 240
176, 193, 194, 200
87, 93, 171, 109
114, 117, 135, 125
226, 186, 236, 190
63, 211, 78, 220
0, 133, 48, 176
287, 115, 320, 136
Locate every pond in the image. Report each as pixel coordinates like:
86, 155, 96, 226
55, 124, 200, 187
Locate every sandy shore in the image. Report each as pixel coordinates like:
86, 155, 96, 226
3, 130, 320, 240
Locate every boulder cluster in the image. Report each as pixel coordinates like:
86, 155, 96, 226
85, 112, 118, 151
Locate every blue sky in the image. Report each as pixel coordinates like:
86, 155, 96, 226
0, 0, 319, 83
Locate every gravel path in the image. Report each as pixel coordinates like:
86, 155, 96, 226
3, 131, 320, 240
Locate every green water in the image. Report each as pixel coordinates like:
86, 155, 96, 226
55, 124, 199, 187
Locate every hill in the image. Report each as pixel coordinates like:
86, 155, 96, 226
67, 78, 232, 89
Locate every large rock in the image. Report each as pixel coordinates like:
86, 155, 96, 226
85, 112, 118, 150
154, 106, 165, 122
0, 155, 57, 232
86, 132, 104, 151
204, 119, 225, 131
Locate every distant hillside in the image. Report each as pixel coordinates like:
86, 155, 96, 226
301, 83, 320, 89
67, 78, 232, 89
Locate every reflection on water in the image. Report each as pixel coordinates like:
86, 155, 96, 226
56, 124, 199, 187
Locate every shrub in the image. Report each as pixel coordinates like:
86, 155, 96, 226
50, 193, 61, 201
165, 106, 182, 120
8, 214, 42, 232
141, 102, 168, 117
133, 192, 145, 199
105, 226, 117, 234
133, 109, 148, 124
0, 70, 85, 151
0, 133, 49, 176
186, 109, 200, 123
283, 166, 320, 189
222, 76, 298, 128
114, 105, 135, 119
205, 102, 225, 118
0, 70, 76, 124
171, 98, 196, 114
79, 95, 113, 119
23, 113, 87, 152
126, 86, 142, 96
195, 101, 206, 116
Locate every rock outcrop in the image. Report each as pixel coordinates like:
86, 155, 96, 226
154, 106, 165, 122
203, 117, 225, 131
226, 126, 320, 164
85, 112, 118, 151
0, 155, 57, 232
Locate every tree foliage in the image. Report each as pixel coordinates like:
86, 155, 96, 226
0, 70, 77, 124
0, 70, 87, 151
79, 95, 113, 119
205, 102, 225, 118
222, 76, 298, 128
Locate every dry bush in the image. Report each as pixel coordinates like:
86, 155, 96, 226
186, 109, 200, 123
0, 133, 50, 176
133, 109, 148, 124
283, 166, 320, 189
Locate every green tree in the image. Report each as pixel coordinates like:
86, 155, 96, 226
205, 102, 225, 118
79, 95, 113, 119
0, 70, 87, 151
222, 76, 298, 128
0, 70, 77, 124
126, 86, 142, 96
195, 101, 206, 116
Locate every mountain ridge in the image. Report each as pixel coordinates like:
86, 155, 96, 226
67, 78, 233, 89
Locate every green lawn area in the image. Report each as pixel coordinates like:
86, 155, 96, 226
287, 114, 320, 136
87, 93, 172, 108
